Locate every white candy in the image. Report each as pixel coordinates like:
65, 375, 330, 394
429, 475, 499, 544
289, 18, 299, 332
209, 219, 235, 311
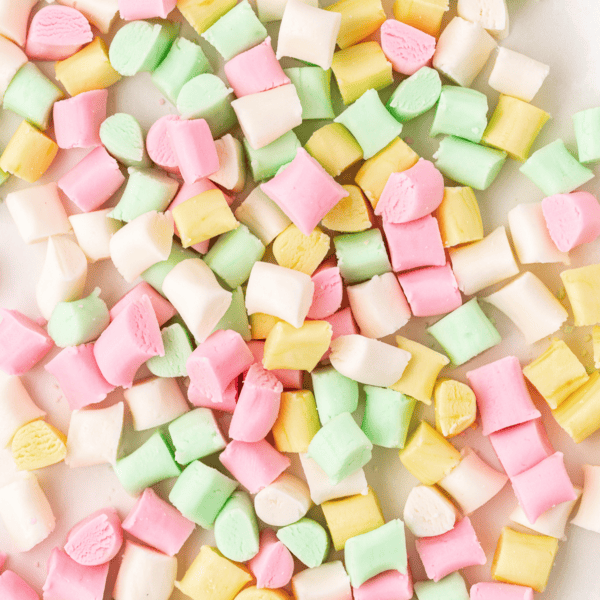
403, 485, 457, 538
511, 487, 581, 540
571, 465, 600, 533
449, 226, 519, 295
256, 0, 319, 22
508, 203, 570, 266
113, 540, 177, 600
209, 134, 246, 192
0, 473, 55, 551
292, 561, 353, 600
0, 0, 36, 46
109, 211, 174, 283
36, 236, 88, 320
0, 373, 45, 447
235, 187, 291, 246
347, 273, 411, 339
438, 448, 508, 515
232, 84, 303, 150
65, 402, 124, 468
162, 258, 232, 343
254, 473, 312, 526
6, 183, 71, 244
329, 335, 411, 387
245, 261, 314, 329
50, 0, 119, 34
299, 453, 368, 505
457, 0, 509, 39
433, 17, 497, 88
489, 47, 550, 102
124, 377, 189, 431
484, 271, 568, 344
69, 209, 122, 263
0, 35, 27, 101
277, 0, 341, 70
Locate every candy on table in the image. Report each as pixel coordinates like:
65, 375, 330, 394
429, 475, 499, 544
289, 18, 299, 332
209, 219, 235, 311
99, 113, 148, 168
430, 86, 488, 143
573, 106, 600, 164
470, 582, 534, 600
387, 67, 441, 124
244, 131, 301, 182
321, 185, 372, 233
210, 134, 246, 192
434, 378, 477, 437
435, 186, 483, 248
571, 464, 600, 533
253, 473, 311, 527
53, 0, 119, 34
284, 66, 335, 120
0, 570, 39, 600
177, 0, 236, 34
246, 340, 303, 389
292, 561, 352, 600
392, 0, 449, 37
272, 225, 330, 276
353, 569, 413, 600
168, 407, 226, 463
305, 124, 363, 178
326, 0, 386, 49
213, 286, 252, 341
306, 264, 343, 320
380, 20, 436, 77
271, 389, 319, 452
277, 517, 330, 568
214, 490, 260, 562
119, 0, 177, 20
311, 366, 359, 425
403, 485, 456, 537
334, 228, 392, 284
560, 263, 600, 326
491, 527, 558, 592
0, 35, 27, 101
414, 572, 469, 600
248, 528, 295, 589
146, 114, 182, 174
111, 283, 176, 327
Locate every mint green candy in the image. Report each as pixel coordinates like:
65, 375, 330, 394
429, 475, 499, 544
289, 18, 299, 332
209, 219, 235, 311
334, 89, 403, 160
520, 138, 594, 195
0, 168, 8, 186
414, 572, 469, 600
202, 0, 267, 61
344, 520, 407, 588
214, 491, 260, 562
244, 131, 301, 181
276, 518, 330, 568
284, 67, 335, 120
114, 431, 181, 496
435, 136, 507, 190
430, 86, 488, 143
100, 113, 149, 168
141, 241, 198, 295
110, 167, 179, 222
3, 63, 63, 130
361, 386, 416, 449
427, 298, 501, 366
212, 286, 251, 341
387, 67, 441, 123
47, 288, 109, 348
311, 366, 359, 425
152, 37, 213, 104
147, 323, 194, 377
168, 408, 227, 465
334, 229, 392, 284
169, 460, 238, 528
307, 412, 373, 485
573, 107, 600, 164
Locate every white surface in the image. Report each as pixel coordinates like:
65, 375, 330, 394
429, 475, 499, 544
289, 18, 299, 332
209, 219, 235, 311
1, 1, 600, 598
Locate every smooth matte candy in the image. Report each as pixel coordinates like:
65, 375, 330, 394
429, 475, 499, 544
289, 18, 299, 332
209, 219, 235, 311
560, 263, 600, 327
431, 86, 488, 143
326, 0, 386, 49
110, 282, 176, 327
272, 225, 330, 276
53, 89, 107, 149
244, 131, 301, 182
0, 35, 27, 102
12, 420, 67, 471
146, 114, 181, 174
434, 378, 477, 437
470, 582, 534, 600
215, 490, 260, 562
277, 518, 330, 568
435, 186, 483, 248
573, 107, 600, 164
0, 570, 39, 600
321, 185, 371, 233
284, 67, 335, 120
488, 47, 548, 102
414, 572, 469, 600
169, 408, 226, 464
248, 528, 295, 589
311, 366, 359, 425
213, 286, 251, 342
387, 67, 441, 123
381, 19, 436, 76
305, 123, 363, 178
334, 229, 392, 283
393, 0, 449, 36
146, 323, 193, 377
100, 113, 148, 168
271, 390, 320, 453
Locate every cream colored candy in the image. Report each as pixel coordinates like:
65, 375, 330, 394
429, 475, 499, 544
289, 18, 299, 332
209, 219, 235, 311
256, 0, 318, 22
292, 561, 352, 600
51, 0, 119, 34
571, 465, 600, 533
254, 473, 312, 526
69, 209, 122, 263
457, 0, 509, 39
209, 134, 246, 192
36, 236, 88, 320
0, 0, 36, 46
403, 485, 457, 538
484, 272, 568, 344
0, 35, 27, 101
109, 211, 174, 283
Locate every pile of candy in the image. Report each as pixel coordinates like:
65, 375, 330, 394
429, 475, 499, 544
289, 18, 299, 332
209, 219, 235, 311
1, 0, 600, 599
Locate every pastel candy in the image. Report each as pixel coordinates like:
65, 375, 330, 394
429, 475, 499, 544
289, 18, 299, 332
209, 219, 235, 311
0, 571, 39, 600
119, 0, 177, 20
573, 107, 600, 164
305, 266, 343, 321
457, 0, 508, 37
210, 134, 246, 192
353, 569, 413, 600
292, 561, 352, 600
571, 464, 600, 533
414, 572, 469, 600
0, 36, 27, 102
244, 131, 301, 182
272, 390, 320, 453
326, 0, 386, 49
403, 485, 456, 538
253, 473, 311, 527
392, 0, 449, 37
560, 264, 600, 327
168, 408, 227, 463
214, 490, 260, 562
334, 229, 392, 284
312, 366, 359, 425
431, 86, 488, 143
213, 286, 252, 342
246, 341, 303, 390
470, 583, 534, 600
146, 114, 181, 174
321, 185, 371, 232
110, 282, 176, 327
11, 420, 66, 471
387, 67, 441, 123
256, 0, 318, 22
248, 529, 295, 589
434, 379, 477, 438
276, 518, 329, 570
236, 587, 291, 600
52, 0, 118, 35
69, 210, 122, 263
381, 19, 436, 75
272, 225, 330, 276
435, 186, 483, 249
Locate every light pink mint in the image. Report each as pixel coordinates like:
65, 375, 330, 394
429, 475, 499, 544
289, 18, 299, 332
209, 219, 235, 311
353, 568, 413, 600
118, 0, 177, 20
110, 282, 176, 326
246, 341, 303, 389
307, 264, 343, 320
380, 19, 436, 76
320, 306, 359, 360
0, 571, 40, 600
146, 115, 182, 175
470, 582, 534, 600
188, 378, 239, 413
248, 529, 294, 589
53, 89, 107, 149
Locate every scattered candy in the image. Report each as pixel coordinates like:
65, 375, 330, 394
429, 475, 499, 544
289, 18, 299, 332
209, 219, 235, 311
215, 490, 260, 562
253, 473, 311, 527
271, 389, 319, 452
292, 561, 352, 600
434, 378, 477, 438
435, 186, 483, 248
431, 86, 488, 143
248, 528, 295, 589
457, 0, 508, 38
414, 572, 469, 600
403, 485, 456, 538
277, 517, 330, 568
12, 419, 67, 471
69, 209, 122, 263
393, 0, 449, 37
571, 464, 600, 533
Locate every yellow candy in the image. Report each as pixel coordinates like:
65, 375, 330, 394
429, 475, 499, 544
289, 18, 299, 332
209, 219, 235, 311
482, 95, 551, 162
305, 123, 363, 178
250, 313, 283, 340
399, 421, 461, 485
552, 371, 600, 443
594, 326, 600, 368
321, 487, 385, 551
173, 189, 239, 247
434, 378, 477, 438
492, 527, 558, 593
393, 0, 449, 37
175, 546, 252, 600
390, 336, 449, 405
235, 588, 291, 600
263, 320, 332, 372
322, 185, 372, 233
435, 187, 484, 248
355, 137, 419, 209
55, 38, 121, 96
12, 420, 67, 471
560, 264, 600, 326
272, 390, 320, 453
0, 121, 58, 183
272, 225, 330, 276
523, 339, 589, 409
326, 0, 386, 49
331, 42, 393, 105
177, 0, 237, 34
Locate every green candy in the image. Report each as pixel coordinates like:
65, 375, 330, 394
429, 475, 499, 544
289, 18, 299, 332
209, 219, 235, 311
202, 0, 267, 61
214, 491, 260, 562
573, 107, 600, 164
435, 136, 507, 190
284, 67, 335, 120
100, 113, 149, 168
169, 460, 238, 528
344, 519, 407, 588
244, 131, 301, 181
47, 288, 109, 348
311, 366, 359, 425
0, 168, 9, 187
334, 88, 403, 159
147, 323, 194, 377
520, 139, 594, 195
141, 241, 198, 295
212, 286, 251, 341
414, 572, 469, 600
430, 86, 488, 143
427, 298, 501, 366
3, 63, 63, 130
334, 229, 392, 284
386, 67, 441, 123
152, 37, 213, 104
276, 518, 330, 568
361, 386, 416, 449
114, 431, 181, 496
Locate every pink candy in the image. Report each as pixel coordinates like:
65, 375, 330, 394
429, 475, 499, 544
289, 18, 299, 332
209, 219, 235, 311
189, 378, 239, 412
110, 282, 176, 327
307, 264, 344, 320
320, 307, 359, 360
248, 529, 295, 589
146, 115, 182, 175
0, 571, 40, 600
353, 569, 413, 600
246, 341, 303, 389
380, 20, 436, 76
470, 582, 534, 600
53, 89, 108, 149
119, 0, 177, 20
